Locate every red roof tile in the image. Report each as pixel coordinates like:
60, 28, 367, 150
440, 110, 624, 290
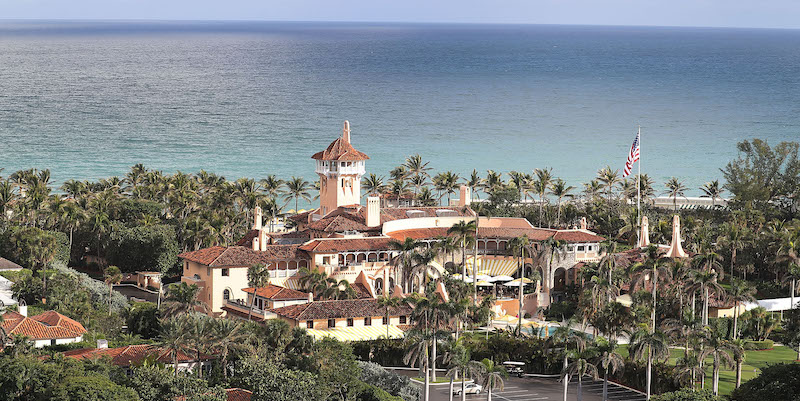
299, 237, 393, 253
1, 310, 87, 340
311, 135, 369, 161
386, 226, 604, 243
63, 344, 209, 366
225, 388, 253, 401
244, 284, 309, 300
180, 245, 309, 267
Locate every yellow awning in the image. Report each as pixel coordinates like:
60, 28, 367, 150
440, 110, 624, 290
305, 325, 405, 342
466, 256, 519, 277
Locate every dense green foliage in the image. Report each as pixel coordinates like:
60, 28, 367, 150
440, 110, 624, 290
652, 389, 720, 401
730, 363, 800, 401
106, 223, 179, 274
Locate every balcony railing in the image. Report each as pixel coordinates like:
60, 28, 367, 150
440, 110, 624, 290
225, 299, 266, 317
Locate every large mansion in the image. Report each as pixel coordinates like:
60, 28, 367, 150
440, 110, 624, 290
178, 121, 606, 324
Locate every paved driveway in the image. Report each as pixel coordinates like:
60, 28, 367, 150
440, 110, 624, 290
427, 376, 646, 401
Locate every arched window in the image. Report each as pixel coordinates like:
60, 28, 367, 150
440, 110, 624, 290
193, 274, 201, 280
223, 289, 231, 301
375, 278, 384, 295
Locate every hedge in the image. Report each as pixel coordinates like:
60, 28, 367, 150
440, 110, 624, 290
744, 340, 774, 350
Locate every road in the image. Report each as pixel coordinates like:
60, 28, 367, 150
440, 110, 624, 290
423, 376, 646, 401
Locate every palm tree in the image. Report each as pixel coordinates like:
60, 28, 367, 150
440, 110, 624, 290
404, 330, 432, 401
298, 266, 330, 297
779, 233, 800, 309
30, 231, 58, 296
719, 221, 748, 279
533, 168, 553, 225
389, 237, 420, 292
593, 339, 625, 401
411, 248, 441, 292
664, 177, 688, 212
284, 176, 312, 215
103, 265, 122, 315
467, 170, 482, 201
211, 318, 246, 379
630, 326, 670, 400
187, 314, 213, 379
549, 178, 574, 228
447, 350, 486, 401
163, 282, 208, 316
483, 170, 504, 195
546, 318, 588, 401
686, 264, 724, 326
700, 180, 724, 207
582, 180, 603, 202
507, 235, 530, 333
259, 174, 285, 199
728, 338, 746, 389
405, 154, 432, 198
628, 245, 673, 331
561, 352, 599, 401
698, 327, 736, 396
596, 166, 621, 205
728, 279, 756, 339
445, 344, 468, 401
377, 295, 402, 338
448, 220, 477, 278
323, 279, 358, 300
246, 263, 270, 321
361, 173, 386, 198
480, 358, 507, 401
157, 316, 194, 377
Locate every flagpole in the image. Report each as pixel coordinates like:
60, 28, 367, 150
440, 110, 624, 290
637, 125, 641, 246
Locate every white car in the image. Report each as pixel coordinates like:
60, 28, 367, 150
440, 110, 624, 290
454, 383, 483, 395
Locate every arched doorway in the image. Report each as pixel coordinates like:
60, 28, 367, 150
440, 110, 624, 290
553, 268, 567, 291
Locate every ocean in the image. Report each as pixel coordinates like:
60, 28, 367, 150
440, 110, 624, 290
1, 21, 799, 196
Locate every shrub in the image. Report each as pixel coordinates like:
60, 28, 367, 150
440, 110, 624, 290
743, 340, 774, 350
52, 262, 129, 314
359, 361, 421, 401
545, 301, 576, 320
354, 381, 404, 401
652, 388, 721, 401
125, 302, 161, 339
730, 363, 800, 401
105, 223, 179, 274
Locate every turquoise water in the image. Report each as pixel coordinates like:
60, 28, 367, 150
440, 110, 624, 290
1, 21, 799, 195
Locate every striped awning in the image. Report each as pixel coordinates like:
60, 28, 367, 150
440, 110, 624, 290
466, 256, 519, 277
305, 325, 406, 342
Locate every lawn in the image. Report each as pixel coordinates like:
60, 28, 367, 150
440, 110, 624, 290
618, 345, 799, 396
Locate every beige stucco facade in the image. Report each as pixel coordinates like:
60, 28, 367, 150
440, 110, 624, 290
182, 260, 250, 314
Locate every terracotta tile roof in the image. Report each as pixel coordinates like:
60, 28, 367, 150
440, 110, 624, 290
311, 135, 369, 161
269, 298, 411, 321
180, 245, 309, 267
236, 229, 311, 246
178, 246, 227, 265
225, 388, 252, 401
244, 284, 309, 300
63, 344, 209, 366
386, 226, 604, 243
351, 282, 374, 299
1, 310, 87, 340
299, 237, 393, 253
379, 207, 475, 223
307, 211, 375, 233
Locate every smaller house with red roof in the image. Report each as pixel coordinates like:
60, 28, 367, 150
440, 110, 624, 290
1, 307, 87, 348
63, 342, 212, 374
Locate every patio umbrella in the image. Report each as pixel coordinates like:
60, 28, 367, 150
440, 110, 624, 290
476, 274, 492, 281
503, 281, 528, 287
492, 275, 514, 282
451, 273, 463, 279
476, 280, 493, 287
507, 277, 533, 285
462, 277, 474, 283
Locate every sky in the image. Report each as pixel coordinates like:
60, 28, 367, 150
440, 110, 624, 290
1, 0, 799, 29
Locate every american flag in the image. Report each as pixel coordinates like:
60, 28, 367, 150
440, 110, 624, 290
622, 131, 640, 177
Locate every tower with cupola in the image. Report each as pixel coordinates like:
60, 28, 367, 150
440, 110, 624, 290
312, 121, 369, 216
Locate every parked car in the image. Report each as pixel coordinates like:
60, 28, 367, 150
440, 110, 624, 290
503, 361, 525, 377
453, 383, 482, 395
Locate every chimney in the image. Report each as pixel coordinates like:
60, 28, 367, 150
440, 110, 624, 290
97, 339, 108, 349
666, 215, 688, 258
458, 185, 471, 207
579, 217, 588, 230
308, 292, 314, 303
259, 228, 268, 252
252, 237, 259, 251
342, 120, 351, 143
253, 206, 262, 230
366, 196, 380, 228
18, 304, 27, 317
638, 215, 650, 248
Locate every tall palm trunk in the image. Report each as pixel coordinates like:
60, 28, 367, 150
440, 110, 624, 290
431, 330, 437, 381
449, 377, 454, 401
704, 287, 710, 326
712, 355, 720, 395
651, 270, 657, 332
518, 249, 525, 333
603, 367, 609, 401
461, 371, 467, 401
733, 305, 739, 339
736, 360, 742, 388
646, 346, 652, 400
563, 355, 569, 401
577, 373, 583, 401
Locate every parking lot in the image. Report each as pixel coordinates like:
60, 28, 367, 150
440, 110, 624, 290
426, 375, 646, 401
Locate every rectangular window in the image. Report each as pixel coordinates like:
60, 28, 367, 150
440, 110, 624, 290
347, 318, 354, 327
399, 316, 407, 324
221, 268, 229, 277
323, 256, 331, 265
307, 320, 314, 329
577, 245, 585, 252
381, 317, 386, 325
206, 267, 211, 276
365, 317, 371, 326
184, 262, 189, 271
328, 319, 336, 328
